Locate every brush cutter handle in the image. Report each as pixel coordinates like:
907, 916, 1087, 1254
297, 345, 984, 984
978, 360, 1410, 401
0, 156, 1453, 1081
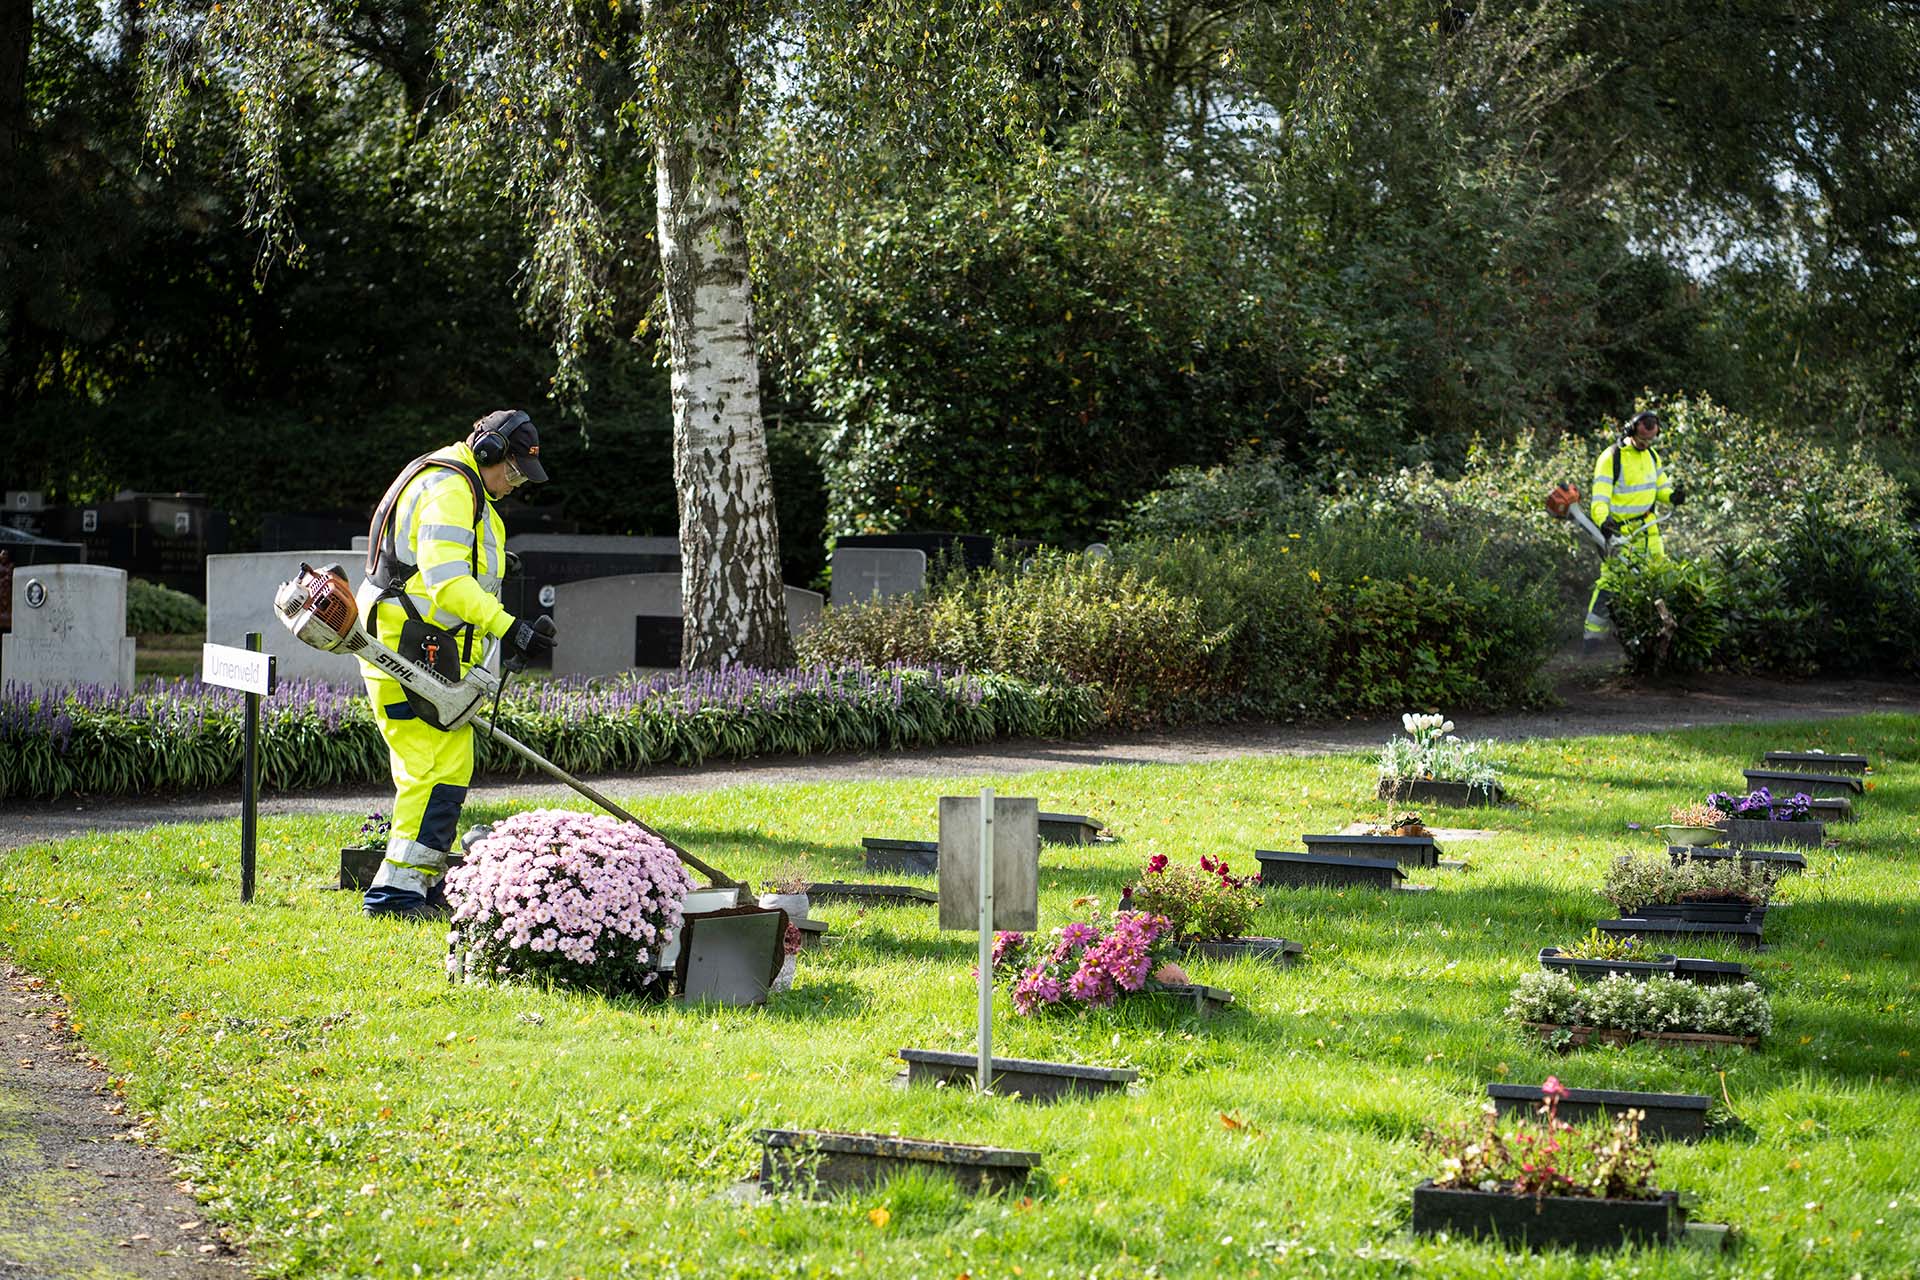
471, 714, 741, 889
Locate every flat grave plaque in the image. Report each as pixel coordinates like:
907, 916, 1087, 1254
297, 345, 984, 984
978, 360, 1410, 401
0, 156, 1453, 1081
1377, 777, 1504, 807
757, 1129, 1039, 1196
1669, 845, 1806, 873
862, 837, 938, 875
1037, 812, 1108, 845
1724, 817, 1824, 850
1597, 917, 1764, 950
1741, 768, 1863, 796
897, 1049, 1136, 1101
1487, 1083, 1713, 1142
1302, 832, 1440, 868
1184, 937, 1302, 967
803, 881, 938, 907
1763, 751, 1868, 775
1255, 849, 1410, 891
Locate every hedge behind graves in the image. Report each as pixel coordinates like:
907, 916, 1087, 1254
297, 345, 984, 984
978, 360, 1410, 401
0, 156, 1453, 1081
0, 667, 1101, 802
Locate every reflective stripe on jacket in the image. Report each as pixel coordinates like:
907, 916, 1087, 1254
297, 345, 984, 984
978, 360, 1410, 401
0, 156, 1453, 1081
1590, 443, 1673, 527
370, 443, 512, 644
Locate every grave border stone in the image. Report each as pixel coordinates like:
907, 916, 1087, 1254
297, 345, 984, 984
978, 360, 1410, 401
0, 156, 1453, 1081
1255, 849, 1410, 890
1486, 1084, 1712, 1142
1740, 768, 1863, 796
1762, 751, 1867, 775
896, 1049, 1136, 1102
756, 1129, 1040, 1196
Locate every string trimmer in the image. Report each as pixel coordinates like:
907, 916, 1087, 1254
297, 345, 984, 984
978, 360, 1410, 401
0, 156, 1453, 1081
272, 563, 740, 888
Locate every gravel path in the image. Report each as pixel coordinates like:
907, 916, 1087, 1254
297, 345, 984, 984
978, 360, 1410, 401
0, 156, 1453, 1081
4, 670, 1912, 850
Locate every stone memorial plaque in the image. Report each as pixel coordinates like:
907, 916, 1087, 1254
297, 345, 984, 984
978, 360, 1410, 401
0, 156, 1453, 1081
1, 564, 136, 694
937, 795, 1039, 931
829, 546, 927, 607
205, 550, 361, 685
553, 572, 824, 676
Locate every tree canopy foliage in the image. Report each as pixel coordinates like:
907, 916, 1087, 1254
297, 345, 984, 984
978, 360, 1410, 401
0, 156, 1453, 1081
4, 0, 1915, 576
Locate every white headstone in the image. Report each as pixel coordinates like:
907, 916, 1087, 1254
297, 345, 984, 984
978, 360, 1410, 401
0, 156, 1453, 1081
937, 795, 1040, 932
829, 547, 927, 607
205, 551, 362, 686
552, 573, 826, 677
5, 492, 46, 513
1, 564, 136, 694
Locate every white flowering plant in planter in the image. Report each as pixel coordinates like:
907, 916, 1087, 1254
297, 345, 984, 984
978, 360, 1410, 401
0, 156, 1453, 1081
1378, 713, 1504, 788
445, 809, 695, 996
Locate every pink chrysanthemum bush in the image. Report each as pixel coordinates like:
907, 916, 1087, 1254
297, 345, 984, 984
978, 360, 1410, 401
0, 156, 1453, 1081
994, 911, 1177, 1015
445, 809, 695, 995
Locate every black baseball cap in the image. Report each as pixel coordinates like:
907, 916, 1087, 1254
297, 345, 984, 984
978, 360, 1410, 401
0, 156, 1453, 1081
473, 409, 548, 482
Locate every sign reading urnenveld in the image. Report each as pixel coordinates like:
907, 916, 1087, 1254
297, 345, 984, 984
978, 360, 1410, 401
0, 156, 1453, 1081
201, 636, 276, 903
202, 642, 276, 696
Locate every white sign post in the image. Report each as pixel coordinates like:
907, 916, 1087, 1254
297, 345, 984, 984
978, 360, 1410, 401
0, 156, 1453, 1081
201, 634, 277, 902
976, 787, 994, 1092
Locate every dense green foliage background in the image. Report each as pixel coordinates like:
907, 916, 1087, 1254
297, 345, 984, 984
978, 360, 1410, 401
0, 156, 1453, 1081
5, 1, 1917, 582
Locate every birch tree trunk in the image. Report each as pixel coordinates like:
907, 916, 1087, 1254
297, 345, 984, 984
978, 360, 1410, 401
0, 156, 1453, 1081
650, 16, 793, 670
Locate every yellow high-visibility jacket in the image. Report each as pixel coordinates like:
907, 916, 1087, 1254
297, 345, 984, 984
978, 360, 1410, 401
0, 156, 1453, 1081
357, 442, 513, 677
1590, 441, 1673, 551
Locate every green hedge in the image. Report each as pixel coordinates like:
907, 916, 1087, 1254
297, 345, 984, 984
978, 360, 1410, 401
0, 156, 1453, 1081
126, 578, 208, 635
1607, 507, 1920, 677
803, 517, 1559, 726
0, 668, 1101, 802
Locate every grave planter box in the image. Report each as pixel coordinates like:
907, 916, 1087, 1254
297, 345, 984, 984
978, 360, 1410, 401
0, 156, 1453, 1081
1522, 1022, 1761, 1051
1632, 900, 1767, 926
1808, 797, 1854, 824
1038, 813, 1107, 845
1411, 1181, 1681, 1251
1597, 918, 1764, 950
1674, 957, 1752, 985
1255, 849, 1408, 891
756, 1129, 1039, 1196
338, 847, 463, 891
1301, 833, 1439, 868
1155, 983, 1236, 1016
1741, 768, 1863, 797
1184, 936, 1302, 967
803, 881, 938, 907
1668, 845, 1806, 874
862, 838, 938, 876
1539, 947, 1678, 981
1377, 776, 1503, 807
1763, 751, 1868, 775
1724, 817, 1824, 850
897, 1049, 1137, 1101
1487, 1083, 1713, 1142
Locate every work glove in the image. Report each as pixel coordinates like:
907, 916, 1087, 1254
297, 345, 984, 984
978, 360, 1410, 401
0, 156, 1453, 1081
1600, 517, 1623, 539
501, 615, 557, 669
1668, 482, 1687, 507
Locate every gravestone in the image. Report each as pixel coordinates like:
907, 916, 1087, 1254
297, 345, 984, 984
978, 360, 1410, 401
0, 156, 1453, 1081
551, 573, 825, 676
836, 532, 996, 572
829, 547, 927, 607
205, 551, 362, 685
502, 534, 681, 630
42, 494, 228, 597
260, 512, 366, 553
937, 795, 1040, 931
0, 528, 85, 568
1, 564, 135, 693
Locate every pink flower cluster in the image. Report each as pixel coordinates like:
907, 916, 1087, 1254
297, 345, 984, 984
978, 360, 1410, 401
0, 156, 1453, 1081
446, 809, 694, 991
1004, 911, 1174, 1014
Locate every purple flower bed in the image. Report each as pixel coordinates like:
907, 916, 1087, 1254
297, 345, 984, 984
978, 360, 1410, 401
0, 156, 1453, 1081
0, 665, 1102, 802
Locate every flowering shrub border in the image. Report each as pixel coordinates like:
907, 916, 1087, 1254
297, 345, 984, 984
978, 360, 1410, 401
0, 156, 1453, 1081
0, 665, 1101, 801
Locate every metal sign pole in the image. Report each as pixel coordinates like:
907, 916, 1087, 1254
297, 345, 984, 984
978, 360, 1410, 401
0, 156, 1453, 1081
240, 631, 267, 903
977, 787, 995, 1093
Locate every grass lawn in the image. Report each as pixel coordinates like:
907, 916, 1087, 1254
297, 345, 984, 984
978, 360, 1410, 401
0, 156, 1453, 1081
3, 713, 1917, 1278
